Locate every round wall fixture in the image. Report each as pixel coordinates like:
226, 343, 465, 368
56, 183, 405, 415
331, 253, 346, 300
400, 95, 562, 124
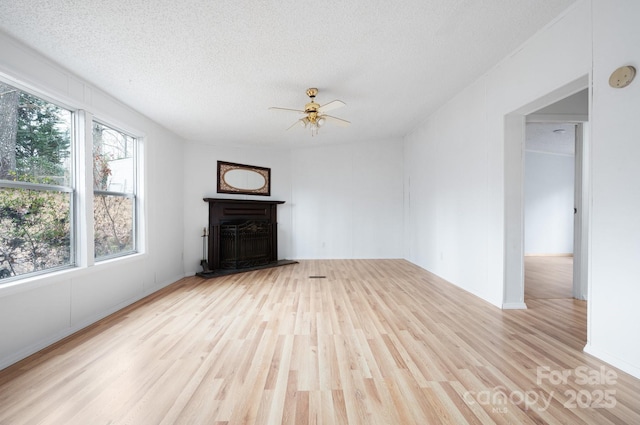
609, 65, 636, 88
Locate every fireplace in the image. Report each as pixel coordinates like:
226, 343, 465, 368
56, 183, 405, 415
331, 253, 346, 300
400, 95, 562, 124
198, 198, 295, 277
220, 219, 272, 269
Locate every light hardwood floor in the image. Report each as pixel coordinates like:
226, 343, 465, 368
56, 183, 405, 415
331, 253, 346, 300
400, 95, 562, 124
0, 260, 638, 424
525, 256, 574, 300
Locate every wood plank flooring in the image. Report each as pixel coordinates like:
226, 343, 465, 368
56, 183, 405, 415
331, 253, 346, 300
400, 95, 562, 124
525, 256, 573, 300
0, 260, 638, 424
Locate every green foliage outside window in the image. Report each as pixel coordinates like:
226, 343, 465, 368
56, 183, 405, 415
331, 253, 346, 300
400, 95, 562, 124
0, 85, 72, 279
16, 95, 71, 184
0, 186, 70, 278
1, 83, 138, 280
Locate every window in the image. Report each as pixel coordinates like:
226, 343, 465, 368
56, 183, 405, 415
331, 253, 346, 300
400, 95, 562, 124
93, 122, 137, 260
0, 82, 73, 280
0, 78, 142, 283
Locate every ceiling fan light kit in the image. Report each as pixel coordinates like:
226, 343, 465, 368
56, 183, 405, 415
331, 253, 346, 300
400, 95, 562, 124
270, 87, 350, 136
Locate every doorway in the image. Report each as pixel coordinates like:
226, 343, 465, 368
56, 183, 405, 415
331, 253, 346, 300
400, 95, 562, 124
523, 121, 582, 301
502, 76, 589, 309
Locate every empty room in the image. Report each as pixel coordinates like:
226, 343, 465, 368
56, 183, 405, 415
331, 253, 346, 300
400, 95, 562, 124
0, 0, 639, 423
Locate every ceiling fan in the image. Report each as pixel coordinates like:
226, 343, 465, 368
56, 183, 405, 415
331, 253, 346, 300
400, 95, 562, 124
269, 88, 350, 136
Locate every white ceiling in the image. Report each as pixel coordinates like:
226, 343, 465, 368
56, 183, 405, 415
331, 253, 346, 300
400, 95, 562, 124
0, 0, 578, 147
524, 88, 587, 156
526, 123, 576, 156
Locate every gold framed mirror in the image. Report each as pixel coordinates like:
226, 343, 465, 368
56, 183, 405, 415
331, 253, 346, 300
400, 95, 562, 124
217, 161, 271, 196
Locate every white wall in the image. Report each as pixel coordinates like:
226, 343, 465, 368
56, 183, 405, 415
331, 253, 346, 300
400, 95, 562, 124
524, 151, 574, 254
586, 0, 640, 378
182, 138, 404, 273
291, 139, 404, 259
404, 79, 492, 302
404, 0, 640, 379
0, 33, 185, 369
182, 142, 293, 275
404, 0, 591, 306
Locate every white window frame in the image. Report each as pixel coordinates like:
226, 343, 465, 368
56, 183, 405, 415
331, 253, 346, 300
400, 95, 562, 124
92, 119, 139, 262
0, 85, 77, 282
0, 77, 144, 285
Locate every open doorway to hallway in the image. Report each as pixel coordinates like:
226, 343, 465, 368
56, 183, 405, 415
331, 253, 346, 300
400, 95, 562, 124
524, 121, 577, 301
503, 77, 589, 310
523, 88, 588, 303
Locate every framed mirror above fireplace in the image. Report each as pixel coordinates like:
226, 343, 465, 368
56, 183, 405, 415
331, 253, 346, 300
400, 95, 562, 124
217, 161, 271, 196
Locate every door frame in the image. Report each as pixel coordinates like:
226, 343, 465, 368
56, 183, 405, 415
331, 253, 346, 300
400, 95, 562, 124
503, 76, 590, 309
573, 123, 589, 300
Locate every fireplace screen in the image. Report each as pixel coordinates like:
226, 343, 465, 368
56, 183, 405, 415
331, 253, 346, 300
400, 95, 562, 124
219, 220, 273, 269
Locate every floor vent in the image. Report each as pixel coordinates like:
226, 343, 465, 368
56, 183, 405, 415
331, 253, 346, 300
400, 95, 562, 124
309, 275, 327, 279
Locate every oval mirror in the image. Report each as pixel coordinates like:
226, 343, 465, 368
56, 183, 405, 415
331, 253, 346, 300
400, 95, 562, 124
223, 169, 266, 191
217, 161, 271, 196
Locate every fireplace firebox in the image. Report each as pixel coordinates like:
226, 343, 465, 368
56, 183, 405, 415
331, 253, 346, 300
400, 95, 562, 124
220, 219, 272, 269
198, 198, 295, 278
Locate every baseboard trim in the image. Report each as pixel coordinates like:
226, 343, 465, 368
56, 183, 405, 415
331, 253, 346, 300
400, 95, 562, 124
524, 253, 573, 257
502, 302, 528, 310
584, 343, 640, 380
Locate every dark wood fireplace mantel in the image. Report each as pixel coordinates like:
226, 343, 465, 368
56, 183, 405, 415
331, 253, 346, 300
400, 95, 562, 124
197, 198, 295, 278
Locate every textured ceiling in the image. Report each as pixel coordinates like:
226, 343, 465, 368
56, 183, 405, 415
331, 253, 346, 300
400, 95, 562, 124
526, 123, 576, 156
0, 0, 578, 147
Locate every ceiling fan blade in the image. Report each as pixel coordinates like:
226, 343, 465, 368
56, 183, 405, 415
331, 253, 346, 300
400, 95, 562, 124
318, 100, 345, 114
286, 119, 303, 131
323, 114, 351, 127
286, 117, 311, 130
269, 106, 305, 113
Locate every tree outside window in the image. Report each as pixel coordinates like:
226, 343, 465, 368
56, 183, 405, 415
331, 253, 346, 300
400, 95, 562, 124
0, 82, 72, 280
93, 122, 136, 259
1, 80, 140, 281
